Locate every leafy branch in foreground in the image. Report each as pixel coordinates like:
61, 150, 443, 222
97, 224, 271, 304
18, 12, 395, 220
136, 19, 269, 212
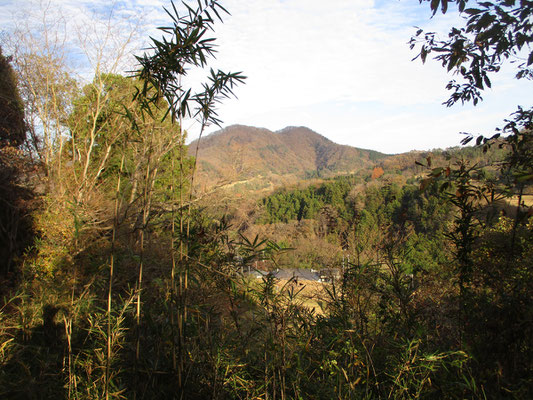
134, 0, 246, 126
410, 0, 532, 107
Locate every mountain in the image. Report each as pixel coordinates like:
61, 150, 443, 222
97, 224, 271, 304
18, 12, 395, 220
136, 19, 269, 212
189, 125, 388, 192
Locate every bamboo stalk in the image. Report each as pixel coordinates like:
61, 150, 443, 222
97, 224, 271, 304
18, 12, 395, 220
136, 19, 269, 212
105, 151, 125, 400
170, 150, 177, 372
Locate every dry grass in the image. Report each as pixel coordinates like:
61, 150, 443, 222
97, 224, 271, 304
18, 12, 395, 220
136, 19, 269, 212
275, 278, 328, 315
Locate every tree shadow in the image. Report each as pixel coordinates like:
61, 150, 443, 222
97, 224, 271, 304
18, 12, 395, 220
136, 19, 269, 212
0, 305, 67, 399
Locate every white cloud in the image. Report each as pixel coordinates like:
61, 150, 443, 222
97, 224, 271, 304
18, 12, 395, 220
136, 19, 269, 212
1, 0, 530, 153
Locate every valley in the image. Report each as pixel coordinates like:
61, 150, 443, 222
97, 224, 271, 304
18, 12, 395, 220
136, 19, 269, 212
1, 0, 531, 398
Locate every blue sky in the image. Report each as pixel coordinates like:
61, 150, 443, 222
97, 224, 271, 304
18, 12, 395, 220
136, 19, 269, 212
1, 0, 530, 153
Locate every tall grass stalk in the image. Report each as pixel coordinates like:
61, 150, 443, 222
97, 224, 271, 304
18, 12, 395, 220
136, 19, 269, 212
105, 151, 125, 400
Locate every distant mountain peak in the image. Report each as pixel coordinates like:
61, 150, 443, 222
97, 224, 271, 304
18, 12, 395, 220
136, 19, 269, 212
276, 126, 335, 144
192, 125, 388, 192
276, 126, 309, 133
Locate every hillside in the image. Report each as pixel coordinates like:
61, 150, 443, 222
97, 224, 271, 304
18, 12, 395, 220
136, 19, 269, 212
190, 125, 388, 192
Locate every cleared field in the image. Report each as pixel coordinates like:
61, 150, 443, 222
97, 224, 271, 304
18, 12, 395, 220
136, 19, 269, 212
274, 278, 329, 315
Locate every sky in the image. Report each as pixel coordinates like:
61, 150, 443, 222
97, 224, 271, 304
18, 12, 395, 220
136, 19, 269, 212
1, 0, 530, 154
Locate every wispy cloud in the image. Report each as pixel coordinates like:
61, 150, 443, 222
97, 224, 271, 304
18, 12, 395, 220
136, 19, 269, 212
0, 0, 529, 152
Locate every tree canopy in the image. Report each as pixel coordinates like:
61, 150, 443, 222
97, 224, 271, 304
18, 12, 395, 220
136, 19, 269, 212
412, 0, 532, 192
0, 46, 25, 148
412, 0, 532, 107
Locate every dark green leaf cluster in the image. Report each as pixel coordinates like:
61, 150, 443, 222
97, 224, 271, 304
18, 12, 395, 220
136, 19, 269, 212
0, 46, 31, 275
134, 0, 245, 126
411, 0, 532, 106
0, 46, 26, 148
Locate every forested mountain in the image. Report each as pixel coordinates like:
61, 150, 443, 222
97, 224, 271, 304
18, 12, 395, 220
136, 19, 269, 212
190, 125, 387, 191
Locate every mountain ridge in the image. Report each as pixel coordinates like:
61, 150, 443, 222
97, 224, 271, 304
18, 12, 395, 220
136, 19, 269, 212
190, 125, 388, 192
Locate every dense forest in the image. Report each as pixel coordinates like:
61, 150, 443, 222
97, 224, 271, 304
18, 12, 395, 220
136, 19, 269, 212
0, 1, 532, 399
